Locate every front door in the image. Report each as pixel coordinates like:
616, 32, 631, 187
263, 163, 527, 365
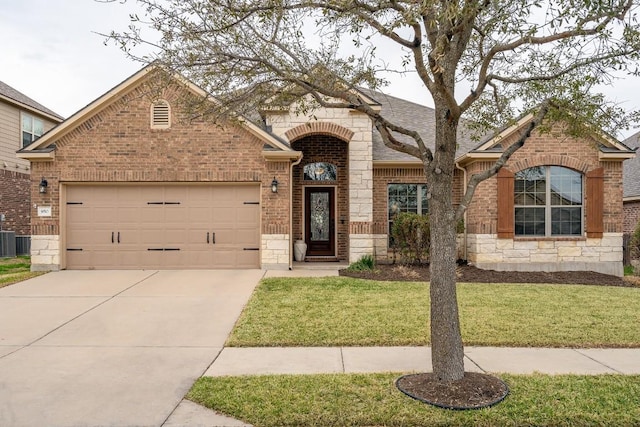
305, 187, 335, 257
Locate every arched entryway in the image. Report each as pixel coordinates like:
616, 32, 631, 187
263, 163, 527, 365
291, 135, 349, 261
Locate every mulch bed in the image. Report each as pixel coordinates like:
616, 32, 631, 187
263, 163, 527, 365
396, 372, 509, 410
340, 262, 638, 287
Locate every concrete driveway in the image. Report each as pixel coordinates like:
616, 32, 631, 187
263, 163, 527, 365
0, 269, 263, 427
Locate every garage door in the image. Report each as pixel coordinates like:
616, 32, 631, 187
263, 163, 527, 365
65, 185, 260, 269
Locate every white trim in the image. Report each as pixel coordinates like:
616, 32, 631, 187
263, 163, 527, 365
0, 94, 63, 123
20, 64, 293, 154
473, 113, 534, 152
599, 151, 635, 160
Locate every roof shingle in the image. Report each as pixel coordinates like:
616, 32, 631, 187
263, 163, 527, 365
623, 131, 640, 198
0, 80, 63, 120
356, 88, 478, 162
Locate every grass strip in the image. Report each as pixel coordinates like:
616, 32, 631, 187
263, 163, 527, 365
0, 257, 43, 288
0, 272, 44, 288
188, 373, 640, 427
227, 277, 640, 347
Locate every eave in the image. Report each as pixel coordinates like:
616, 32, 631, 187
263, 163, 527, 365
598, 151, 635, 161
455, 152, 502, 166
0, 94, 64, 123
16, 149, 55, 161
373, 160, 423, 168
262, 150, 303, 161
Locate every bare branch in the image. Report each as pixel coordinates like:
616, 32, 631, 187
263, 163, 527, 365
455, 99, 553, 221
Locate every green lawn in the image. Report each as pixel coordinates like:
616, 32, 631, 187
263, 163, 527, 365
227, 277, 640, 347
188, 373, 640, 427
0, 256, 43, 288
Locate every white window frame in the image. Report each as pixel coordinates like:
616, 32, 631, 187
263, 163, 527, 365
514, 166, 584, 237
21, 113, 44, 147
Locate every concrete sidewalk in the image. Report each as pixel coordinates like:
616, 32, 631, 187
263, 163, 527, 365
206, 346, 640, 376
167, 345, 640, 427
166, 266, 640, 426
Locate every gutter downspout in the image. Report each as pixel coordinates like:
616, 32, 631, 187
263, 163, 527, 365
455, 161, 468, 261
289, 154, 303, 270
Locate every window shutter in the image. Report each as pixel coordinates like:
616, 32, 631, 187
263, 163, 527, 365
151, 101, 170, 128
586, 167, 604, 238
497, 167, 514, 239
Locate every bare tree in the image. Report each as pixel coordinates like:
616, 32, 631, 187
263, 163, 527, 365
108, 0, 640, 385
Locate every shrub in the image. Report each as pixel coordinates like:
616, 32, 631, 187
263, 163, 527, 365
391, 212, 430, 265
346, 254, 376, 271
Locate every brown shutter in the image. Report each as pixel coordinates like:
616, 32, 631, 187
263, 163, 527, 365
586, 167, 604, 238
497, 167, 515, 239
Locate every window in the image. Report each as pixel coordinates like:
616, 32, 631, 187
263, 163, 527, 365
151, 100, 170, 128
22, 113, 44, 147
388, 184, 428, 241
514, 166, 583, 236
303, 162, 337, 181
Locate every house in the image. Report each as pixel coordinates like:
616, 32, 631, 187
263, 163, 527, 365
17, 65, 634, 275
623, 131, 640, 234
0, 80, 63, 252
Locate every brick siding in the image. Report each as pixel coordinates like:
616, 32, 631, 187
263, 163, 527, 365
0, 169, 30, 235
30, 79, 290, 237
624, 200, 640, 234
466, 127, 623, 235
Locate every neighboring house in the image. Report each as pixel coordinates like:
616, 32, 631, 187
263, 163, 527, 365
0, 80, 63, 246
623, 131, 640, 234
17, 65, 634, 275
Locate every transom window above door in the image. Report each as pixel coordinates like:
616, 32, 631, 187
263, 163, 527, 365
304, 162, 337, 181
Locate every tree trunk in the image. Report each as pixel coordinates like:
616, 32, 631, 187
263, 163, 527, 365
428, 104, 465, 382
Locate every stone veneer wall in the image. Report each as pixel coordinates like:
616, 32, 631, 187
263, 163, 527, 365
266, 102, 374, 262
261, 234, 290, 269
30, 235, 59, 271
467, 233, 623, 276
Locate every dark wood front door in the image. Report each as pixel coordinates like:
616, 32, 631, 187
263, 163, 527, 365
305, 187, 335, 257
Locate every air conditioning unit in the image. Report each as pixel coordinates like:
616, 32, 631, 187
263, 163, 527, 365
0, 231, 16, 258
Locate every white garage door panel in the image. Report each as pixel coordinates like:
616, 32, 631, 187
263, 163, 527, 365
65, 185, 260, 269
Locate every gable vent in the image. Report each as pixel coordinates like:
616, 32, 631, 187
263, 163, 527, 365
151, 100, 171, 128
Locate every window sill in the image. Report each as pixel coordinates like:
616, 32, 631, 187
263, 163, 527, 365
514, 236, 586, 242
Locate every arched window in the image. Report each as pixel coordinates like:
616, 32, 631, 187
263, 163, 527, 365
514, 166, 583, 236
150, 100, 171, 129
303, 162, 337, 181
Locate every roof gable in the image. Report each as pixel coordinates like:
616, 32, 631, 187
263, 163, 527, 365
464, 113, 635, 163
18, 64, 291, 157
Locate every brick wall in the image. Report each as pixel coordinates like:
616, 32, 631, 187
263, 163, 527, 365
466, 127, 622, 235
624, 200, 640, 234
0, 168, 30, 235
30, 78, 290, 241
291, 135, 348, 260
463, 124, 625, 276
372, 167, 426, 235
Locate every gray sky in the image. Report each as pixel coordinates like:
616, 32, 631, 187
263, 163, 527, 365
2, 0, 639, 139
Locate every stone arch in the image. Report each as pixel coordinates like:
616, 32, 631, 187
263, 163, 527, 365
285, 122, 354, 143
510, 155, 591, 174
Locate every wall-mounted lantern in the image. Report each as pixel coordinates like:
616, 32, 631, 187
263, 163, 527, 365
39, 177, 48, 194
271, 177, 279, 193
